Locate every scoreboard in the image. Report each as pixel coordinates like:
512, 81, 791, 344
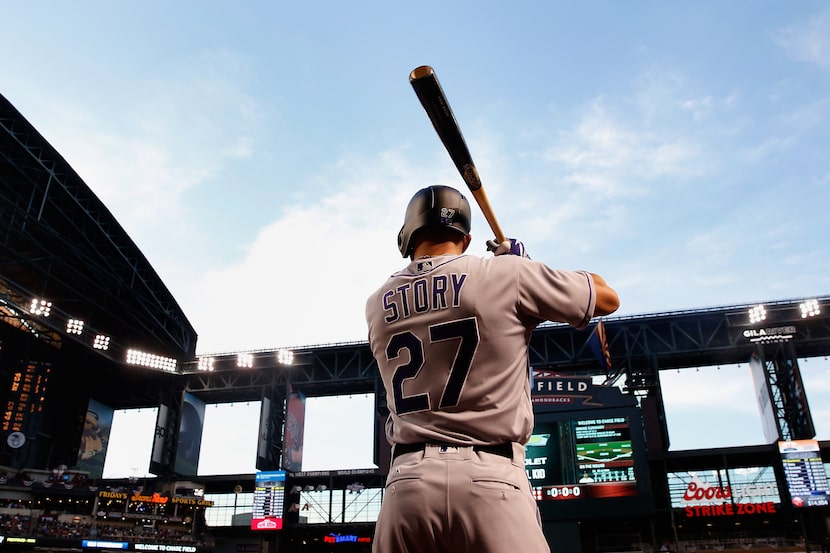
3, 360, 49, 437
251, 470, 286, 530
526, 406, 652, 519
778, 440, 829, 508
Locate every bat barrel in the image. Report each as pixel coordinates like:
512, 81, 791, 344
410, 65, 506, 243
409, 66, 479, 190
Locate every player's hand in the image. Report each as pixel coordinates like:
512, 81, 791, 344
486, 238, 530, 258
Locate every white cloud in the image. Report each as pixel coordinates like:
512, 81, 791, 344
545, 90, 706, 200
185, 151, 432, 353
660, 365, 758, 412
774, 7, 830, 69
519, 82, 707, 264
660, 365, 768, 450
660, 359, 830, 448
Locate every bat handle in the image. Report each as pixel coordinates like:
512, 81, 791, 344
458, 157, 506, 244
469, 188, 506, 244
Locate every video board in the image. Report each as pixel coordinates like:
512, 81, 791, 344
527, 406, 652, 519
251, 470, 286, 530
778, 440, 829, 508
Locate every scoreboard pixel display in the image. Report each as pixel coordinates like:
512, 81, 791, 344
251, 470, 286, 530
778, 439, 829, 508
526, 406, 652, 519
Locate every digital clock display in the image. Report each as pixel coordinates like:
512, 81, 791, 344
543, 485, 583, 499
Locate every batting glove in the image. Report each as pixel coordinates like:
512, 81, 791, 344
486, 238, 530, 258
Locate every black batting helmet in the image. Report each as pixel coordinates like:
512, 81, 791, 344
397, 185, 472, 258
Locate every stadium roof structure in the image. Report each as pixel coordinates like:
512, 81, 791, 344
0, 93, 197, 365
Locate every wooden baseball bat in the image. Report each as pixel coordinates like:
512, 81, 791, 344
409, 65, 506, 244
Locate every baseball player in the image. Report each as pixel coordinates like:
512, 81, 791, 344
365, 185, 620, 553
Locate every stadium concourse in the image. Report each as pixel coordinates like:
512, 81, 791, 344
1, 93, 830, 553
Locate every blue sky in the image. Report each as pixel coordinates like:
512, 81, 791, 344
3, 2, 829, 472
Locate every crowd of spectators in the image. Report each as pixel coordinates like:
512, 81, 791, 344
0, 513, 30, 535
0, 466, 208, 546
0, 469, 92, 488
0, 508, 199, 545
95, 522, 196, 543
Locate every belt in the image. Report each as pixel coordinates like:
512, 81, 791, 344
392, 442, 513, 460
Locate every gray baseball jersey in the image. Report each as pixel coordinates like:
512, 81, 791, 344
366, 253, 597, 448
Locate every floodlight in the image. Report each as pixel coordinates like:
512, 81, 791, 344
278, 349, 294, 365
30, 298, 52, 317
799, 299, 820, 318
66, 319, 85, 335
126, 349, 177, 372
290, 485, 302, 494
315, 484, 327, 492
237, 352, 254, 368
748, 304, 766, 324
93, 334, 111, 350
198, 357, 215, 372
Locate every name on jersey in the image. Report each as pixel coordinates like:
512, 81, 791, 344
382, 273, 468, 323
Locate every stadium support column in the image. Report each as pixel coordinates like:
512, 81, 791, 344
256, 385, 286, 471
149, 389, 181, 478
754, 341, 815, 441
373, 371, 391, 474
629, 354, 669, 459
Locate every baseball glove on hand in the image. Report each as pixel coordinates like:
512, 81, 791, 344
486, 238, 530, 259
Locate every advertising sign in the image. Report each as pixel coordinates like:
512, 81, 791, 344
174, 392, 205, 476
282, 391, 306, 472
76, 398, 114, 479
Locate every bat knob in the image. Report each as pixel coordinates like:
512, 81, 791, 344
410, 65, 434, 81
